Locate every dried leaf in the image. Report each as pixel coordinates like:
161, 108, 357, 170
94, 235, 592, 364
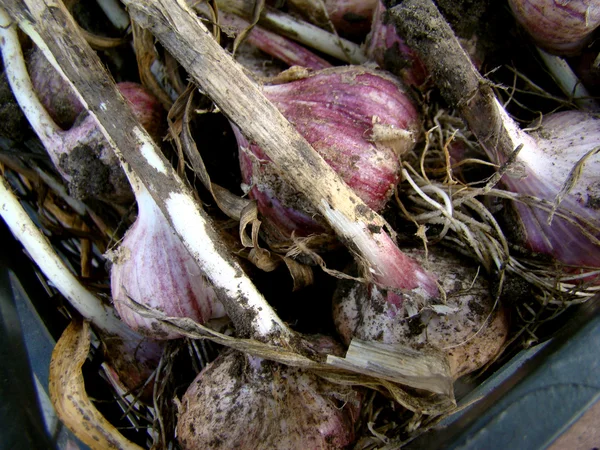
282, 256, 313, 291
79, 29, 128, 50
132, 22, 174, 109
326, 339, 454, 397
181, 89, 252, 220
122, 297, 455, 416
49, 320, 143, 450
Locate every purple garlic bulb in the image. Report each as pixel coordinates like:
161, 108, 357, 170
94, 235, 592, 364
499, 110, 600, 271
238, 65, 420, 242
110, 188, 226, 339
508, 0, 600, 56
364, 1, 429, 87
287, 0, 378, 39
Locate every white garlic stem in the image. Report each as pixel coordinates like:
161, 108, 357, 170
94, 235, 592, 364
3, 4, 293, 342
0, 13, 63, 156
215, 0, 367, 64
0, 175, 139, 340
537, 47, 599, 111
96, 0, 130, 31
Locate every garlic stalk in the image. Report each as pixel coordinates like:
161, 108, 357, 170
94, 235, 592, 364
2, 2, 293, 344
96, 0, 131, 31
214, 0, 367, 64
205, 8, 332, 70
390, 0, 600, 273
536, 48, 598, 111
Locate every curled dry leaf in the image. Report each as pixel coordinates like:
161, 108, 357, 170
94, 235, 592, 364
49, 320, 143, 450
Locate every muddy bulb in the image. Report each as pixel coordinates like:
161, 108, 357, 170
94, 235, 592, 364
176, 343, 362, 449
333, 245, 508, 379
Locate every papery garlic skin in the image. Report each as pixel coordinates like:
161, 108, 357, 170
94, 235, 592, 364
238, 66, 420, 241
176, 346, 362, 450
364, 1, 429, 87
501, 111, 600, 268
508, 0, 600, 56
110, 188, 226, 339
333, 246, 508, 379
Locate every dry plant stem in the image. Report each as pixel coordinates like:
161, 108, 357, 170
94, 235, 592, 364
215, 0, 367, 63
1, 2, 291, 343
121, 0, 437, 297
389, 0, 531, 165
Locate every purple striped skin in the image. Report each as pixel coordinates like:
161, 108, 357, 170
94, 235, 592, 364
500, 111, 600, 270
238, 66, 420, 241
111, 191, 226, 339
364, 1, 429, 87
508, 0, 600, 56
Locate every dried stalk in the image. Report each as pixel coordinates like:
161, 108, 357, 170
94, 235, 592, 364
118, 0, 441, 304
1, 0, 292, 344
389, 0, 532, 167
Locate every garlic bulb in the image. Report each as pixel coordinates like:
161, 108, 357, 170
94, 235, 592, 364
176, 344, 362, 449
238, 65, 420, 241
110, 187, 226, 339
508, 0, 600, 55
333, 245, 508, 378
500, 110, 600, 269
14, 47, 165, 201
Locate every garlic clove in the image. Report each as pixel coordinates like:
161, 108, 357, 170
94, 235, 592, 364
238, 65, 420, 242
508, 0, 600, 56
333, 245, 508, 379
110, 187, 226, 339
176, 345, 362, 450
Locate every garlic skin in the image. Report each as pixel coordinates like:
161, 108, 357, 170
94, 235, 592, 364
238, 66, 420, 241
102, 333, 165, 401
501, 111, 600, 269
110, 188, 226, 339
508, 0, 600, 56
364, 1, 429, 87
333, 246, 508, 379
176, 345, 362, 450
